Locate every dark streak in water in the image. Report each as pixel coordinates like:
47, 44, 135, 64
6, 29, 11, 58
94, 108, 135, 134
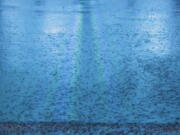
0, 122, 179, 135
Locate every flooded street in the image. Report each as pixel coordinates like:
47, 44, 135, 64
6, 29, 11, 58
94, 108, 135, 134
0, 0, 180, 133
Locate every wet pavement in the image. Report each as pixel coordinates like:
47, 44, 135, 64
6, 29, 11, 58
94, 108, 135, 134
0, 0, 180, 130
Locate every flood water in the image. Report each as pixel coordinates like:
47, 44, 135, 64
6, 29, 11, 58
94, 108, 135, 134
0, 0, 180, 127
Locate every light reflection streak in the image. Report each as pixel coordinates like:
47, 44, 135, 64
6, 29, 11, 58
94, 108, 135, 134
140, 13, 170, 56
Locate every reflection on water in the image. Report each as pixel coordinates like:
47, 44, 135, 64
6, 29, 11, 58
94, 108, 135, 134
0, 0, 180, 126
71, 0, 108, 122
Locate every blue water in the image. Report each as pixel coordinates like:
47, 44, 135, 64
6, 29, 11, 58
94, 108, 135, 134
0, 0, 180, 125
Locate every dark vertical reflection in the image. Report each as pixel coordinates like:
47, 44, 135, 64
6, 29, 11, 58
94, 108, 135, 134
75, 0, 97, 122
72, 0, 106, 122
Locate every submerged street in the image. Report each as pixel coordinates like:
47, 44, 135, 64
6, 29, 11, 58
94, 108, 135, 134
0, 0, 180, 129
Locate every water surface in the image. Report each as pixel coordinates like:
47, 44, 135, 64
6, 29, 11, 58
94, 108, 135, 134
0, 0, 180, 125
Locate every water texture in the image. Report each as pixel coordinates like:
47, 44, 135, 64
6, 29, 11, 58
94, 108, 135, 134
0, 0, 180, 134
